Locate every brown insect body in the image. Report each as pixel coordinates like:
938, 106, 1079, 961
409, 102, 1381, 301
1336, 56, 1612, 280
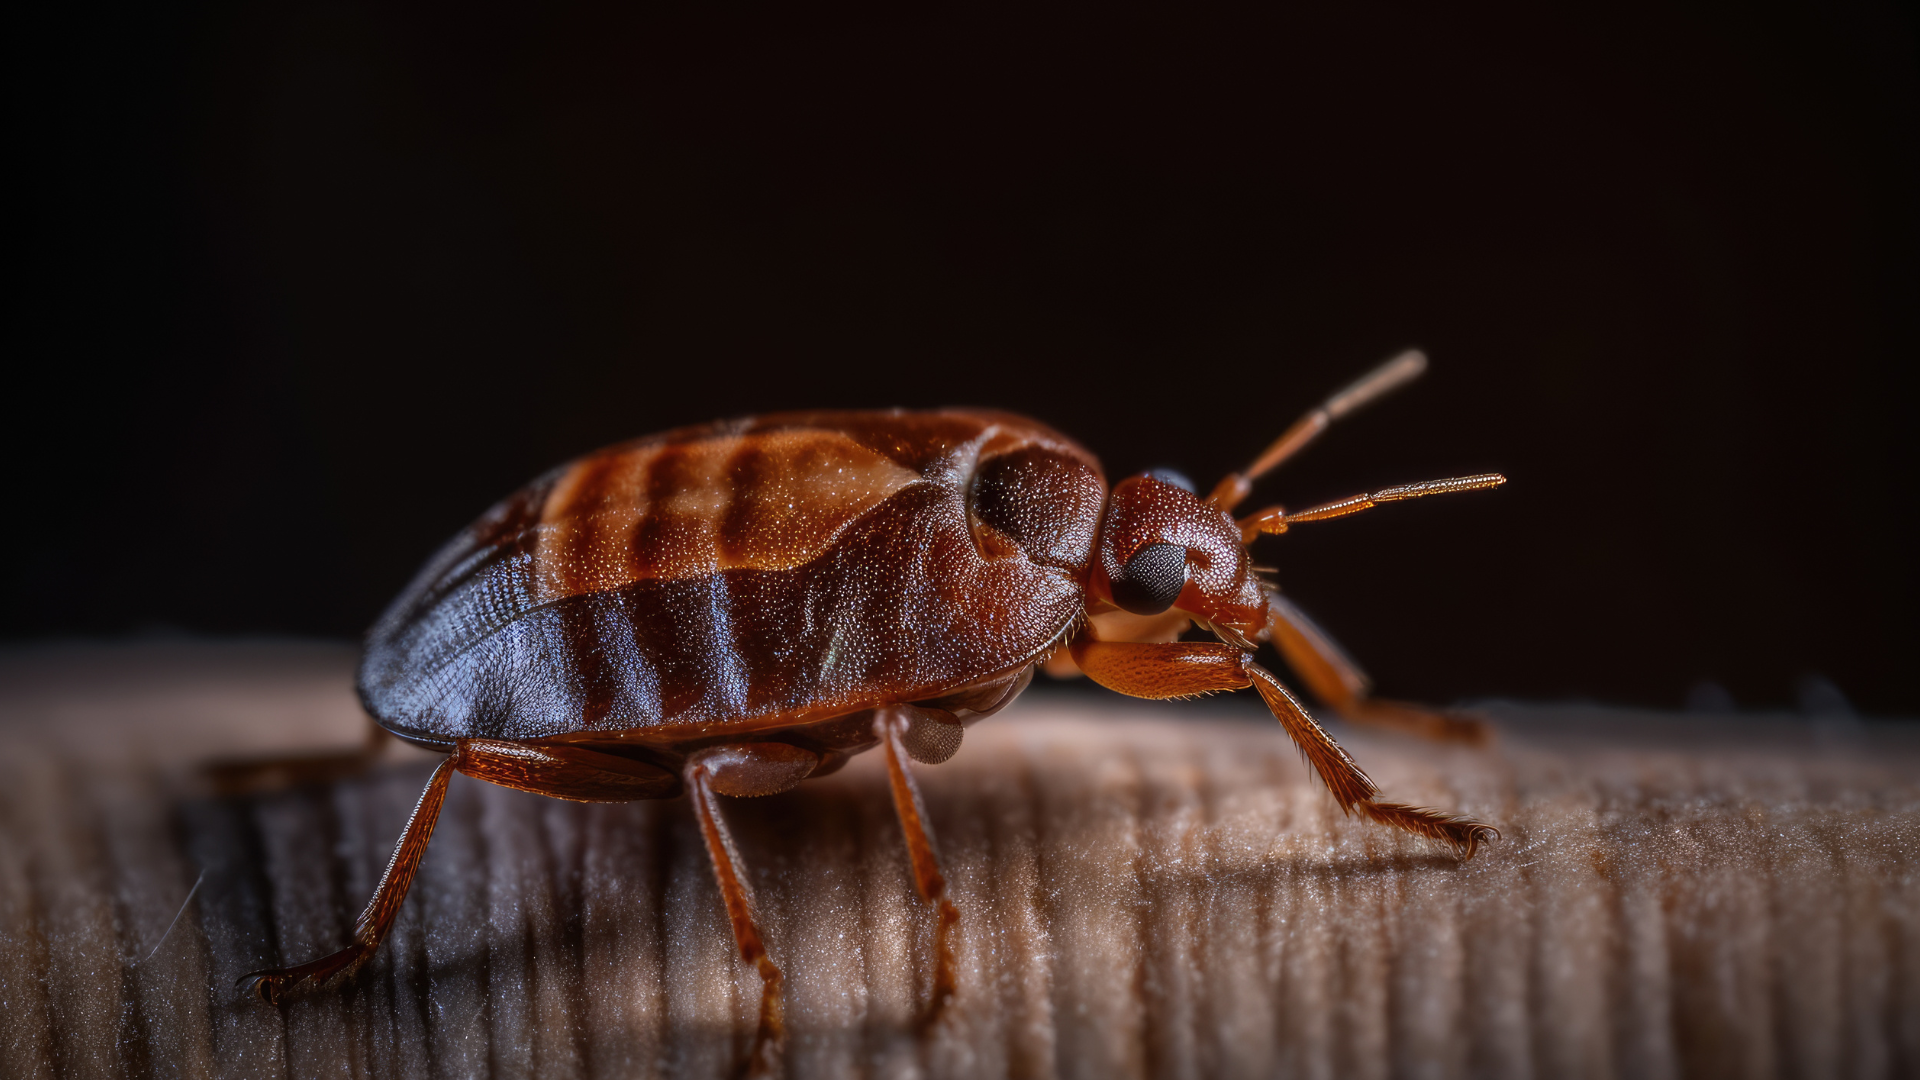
360, 410, 1103, 766
246, 353, 1505, 1079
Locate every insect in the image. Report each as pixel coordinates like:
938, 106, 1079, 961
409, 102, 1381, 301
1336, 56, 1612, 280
240, 350, 1502, 1076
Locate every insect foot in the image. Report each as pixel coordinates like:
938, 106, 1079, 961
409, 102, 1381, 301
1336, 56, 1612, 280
1351, 801, 1501, 859
238, 948, 373, 1006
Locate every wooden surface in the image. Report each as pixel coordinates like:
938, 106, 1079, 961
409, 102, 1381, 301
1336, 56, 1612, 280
1, 641, 1917, 1080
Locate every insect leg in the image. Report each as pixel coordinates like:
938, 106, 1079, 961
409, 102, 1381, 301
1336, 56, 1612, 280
876, 707, 962, 1027
451, 738, 681, 800
239, 754, 455, 1003
1246, 665, 1497, 857
1267, 593, 1491, 744
1070, 626, 1496, 857
685, 748, 806, 1080
1068, 635, 1258, 698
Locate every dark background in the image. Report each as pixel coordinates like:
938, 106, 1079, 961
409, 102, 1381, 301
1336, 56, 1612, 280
8, 2, 1916, 714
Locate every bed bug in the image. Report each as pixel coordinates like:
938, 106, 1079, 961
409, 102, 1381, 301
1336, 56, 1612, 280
240, 349, 1503, 1076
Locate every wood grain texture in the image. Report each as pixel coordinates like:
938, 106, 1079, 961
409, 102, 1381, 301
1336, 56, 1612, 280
3, 641, 1917, 1079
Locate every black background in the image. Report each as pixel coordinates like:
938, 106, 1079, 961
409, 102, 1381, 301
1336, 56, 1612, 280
9, 2, 1917, 714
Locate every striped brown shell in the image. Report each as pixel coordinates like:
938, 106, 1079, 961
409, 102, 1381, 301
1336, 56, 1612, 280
357, 410, 1107, 747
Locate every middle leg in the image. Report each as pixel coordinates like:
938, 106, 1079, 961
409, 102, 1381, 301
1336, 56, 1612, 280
876, 706, 963, 1027
683, 742, 820, 1080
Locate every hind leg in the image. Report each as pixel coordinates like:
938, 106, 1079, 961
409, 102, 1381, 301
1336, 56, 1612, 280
239, 753, 454, 1002
241, 740, 680, 1002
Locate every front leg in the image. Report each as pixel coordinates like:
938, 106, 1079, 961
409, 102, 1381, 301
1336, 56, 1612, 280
1070, 626, 1496, 857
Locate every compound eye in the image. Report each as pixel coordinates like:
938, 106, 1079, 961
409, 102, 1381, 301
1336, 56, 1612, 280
1111, 542, 1188, 615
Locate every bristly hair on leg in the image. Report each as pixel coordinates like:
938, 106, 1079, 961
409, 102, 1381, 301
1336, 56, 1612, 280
1247, 662, 1496, 859
1249, 663, 1379, 808
1352, 800, 1500, 859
